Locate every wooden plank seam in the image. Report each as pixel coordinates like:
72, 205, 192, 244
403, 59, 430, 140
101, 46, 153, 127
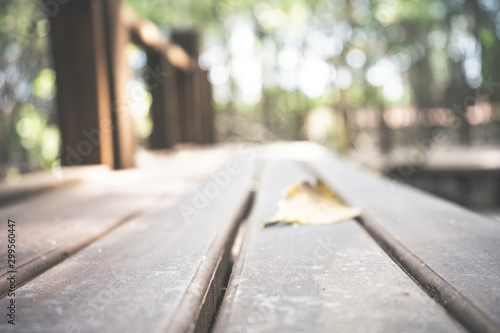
160, 189, 257, 332
301, 160, 500, 333
356, 213, 499, 333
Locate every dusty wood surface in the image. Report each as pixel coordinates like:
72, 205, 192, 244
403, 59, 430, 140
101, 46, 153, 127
1, 142, 499, 332
214, 159, 464, 332
309, 147, 500, 331
0, 165, 109, 207
0, 148, 233, 298
0, 155, 254, 332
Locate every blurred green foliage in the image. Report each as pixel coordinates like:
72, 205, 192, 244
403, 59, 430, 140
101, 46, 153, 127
0, 0, 58, 178
128, 0, 500, 150
1, 0, 499, 179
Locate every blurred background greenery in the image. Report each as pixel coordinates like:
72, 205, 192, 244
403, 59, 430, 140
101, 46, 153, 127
1, 0, 500, 180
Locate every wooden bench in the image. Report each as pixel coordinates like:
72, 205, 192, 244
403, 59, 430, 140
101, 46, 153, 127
0, 142, 499, 332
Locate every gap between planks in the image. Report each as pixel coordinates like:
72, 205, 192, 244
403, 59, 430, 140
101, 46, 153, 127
192, 191, 255, 333
163, 163, 260, 333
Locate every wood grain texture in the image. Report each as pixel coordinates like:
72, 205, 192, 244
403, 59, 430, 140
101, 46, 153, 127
0, 156, 254, 332
0, 148, 234, 297
308, 148, 500, 330
214, 160, 464, 333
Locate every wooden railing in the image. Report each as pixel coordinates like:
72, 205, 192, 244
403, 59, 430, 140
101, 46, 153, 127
49, 0, 215, 169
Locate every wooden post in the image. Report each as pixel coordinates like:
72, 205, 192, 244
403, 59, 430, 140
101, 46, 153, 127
199, 69, 215, 143
191, 68, 204, 144
172, 30, 204, 144
174, 68, 188, 143
49, 0, 136, 168
174, 66, 200, 143
147, 50, 181, 149
49, 0, 114, 167
102, 0, 136, 168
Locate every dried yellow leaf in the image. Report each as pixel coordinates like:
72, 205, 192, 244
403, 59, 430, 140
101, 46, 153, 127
262, 180, 361, 227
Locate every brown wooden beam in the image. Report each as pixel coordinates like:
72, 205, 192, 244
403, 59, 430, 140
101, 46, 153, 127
191, 68, 204, 144
122, 5, 195, 72
102, 0, 136, 168
49, 0, 114, 167
147, 51, 181, 149
199, 69, 216, 143
174, 68, 189, 143
174, 68, 203, 144
49, 0, 137, 169
172, 30, 203, 144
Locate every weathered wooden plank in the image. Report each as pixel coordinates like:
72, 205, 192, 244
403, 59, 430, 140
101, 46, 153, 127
0, 156, 254, 332
214, 160, 464, 332
308, 145, 500, 331
0, 148, 234, 297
